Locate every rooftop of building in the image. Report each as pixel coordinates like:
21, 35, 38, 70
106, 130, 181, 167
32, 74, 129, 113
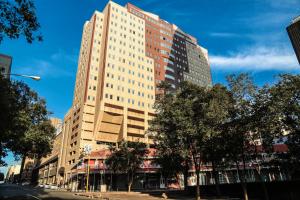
0, 53, 12, 59
292, 15, 300, 24
94, 1, 201, 47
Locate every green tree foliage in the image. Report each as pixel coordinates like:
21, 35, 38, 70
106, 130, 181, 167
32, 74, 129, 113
270, 75, 300, 177
224, 73, 258, 200
0, 0, 42, 43
0, 76, 55, 173
151, 81, 214, 200
224, 74, 300, 200
149, 82, 187, 189
106, 140, 148, 192
151, 74, 300, 200
201, 84, 235, 196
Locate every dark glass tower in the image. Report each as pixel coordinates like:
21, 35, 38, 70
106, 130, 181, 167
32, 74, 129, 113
287, 16, 300, 65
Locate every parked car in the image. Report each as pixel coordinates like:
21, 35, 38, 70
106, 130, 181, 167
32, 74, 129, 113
21, 182, 30, 186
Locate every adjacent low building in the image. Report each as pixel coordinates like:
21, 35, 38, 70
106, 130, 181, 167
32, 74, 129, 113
0, 53, 12, 79
20, 118, 63, 184
37, 128, 63, 186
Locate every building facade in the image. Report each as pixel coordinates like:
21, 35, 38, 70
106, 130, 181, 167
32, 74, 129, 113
37, 128, 63, 186
287, 16, 300, 65
0, 54, 12, 78
57, 1, 211, 187
5, 165, 21, 183
20, 118, 63, 184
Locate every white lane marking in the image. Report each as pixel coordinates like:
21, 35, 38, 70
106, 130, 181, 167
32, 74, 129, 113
26, 194, 41, 200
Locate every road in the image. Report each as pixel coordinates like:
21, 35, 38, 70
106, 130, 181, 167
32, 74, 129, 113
0, 184, 165, 200
0, 183, 240, 200
0, 183, 90, 200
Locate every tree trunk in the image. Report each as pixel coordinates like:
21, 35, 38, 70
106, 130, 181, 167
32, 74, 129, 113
164, 177, 168, 197
255, 166, 269, 200
236, 162, 248, 200
18, 155, 26, 183
184, 159, 189, 191
195, 169, 201, 200
128, 182, 132, 192
212, 161, 221, 197
110, 173, 113, 191
128, 172, 133, 192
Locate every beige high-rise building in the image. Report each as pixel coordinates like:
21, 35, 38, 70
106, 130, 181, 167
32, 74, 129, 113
60, 1, 212, 184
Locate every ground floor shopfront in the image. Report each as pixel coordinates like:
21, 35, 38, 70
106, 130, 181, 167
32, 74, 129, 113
59, 148, 291, 192
66, 172, 172, 192
62, 167, 289, 192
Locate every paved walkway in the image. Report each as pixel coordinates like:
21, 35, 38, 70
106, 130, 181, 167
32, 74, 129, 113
75, 191, 240, 200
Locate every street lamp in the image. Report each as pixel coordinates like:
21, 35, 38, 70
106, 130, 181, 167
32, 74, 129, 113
3, 73, 41, 81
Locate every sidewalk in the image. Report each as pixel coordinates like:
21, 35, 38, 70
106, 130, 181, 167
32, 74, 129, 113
74, 191, 240, 200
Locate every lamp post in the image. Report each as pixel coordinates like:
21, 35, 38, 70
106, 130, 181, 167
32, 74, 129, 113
84, 144, 92, 193
3, 73, 41, 81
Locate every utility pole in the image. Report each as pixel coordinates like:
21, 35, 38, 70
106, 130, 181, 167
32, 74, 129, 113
84, 144, 92, 193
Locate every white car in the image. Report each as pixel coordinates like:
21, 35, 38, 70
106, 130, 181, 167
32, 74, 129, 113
22, 182, 30, 186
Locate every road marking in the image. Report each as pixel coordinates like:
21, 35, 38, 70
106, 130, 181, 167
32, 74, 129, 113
26, 194, 41, 200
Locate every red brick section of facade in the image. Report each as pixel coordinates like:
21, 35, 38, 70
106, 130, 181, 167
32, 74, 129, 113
71, 148, 158, 174
71, 144, 288, 173
127, 3, 174, 94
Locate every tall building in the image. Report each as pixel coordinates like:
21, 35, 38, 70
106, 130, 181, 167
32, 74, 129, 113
6, 165, 21, 183
287, 16, 300, 65
0, 54, 12, 78
60, 1, 212, 183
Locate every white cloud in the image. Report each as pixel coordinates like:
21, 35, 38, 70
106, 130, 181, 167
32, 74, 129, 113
210, 46, 299, 71
209, 32, 242, 38
17, 59, 74, 78
15, 50, 78, 78
50, 49, 78, 63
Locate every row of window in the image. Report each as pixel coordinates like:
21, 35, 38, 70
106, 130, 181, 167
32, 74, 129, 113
112, 6, 144, 25
105, 82, 154, 97
104, 93, 153, 108
109, 34, 144, 46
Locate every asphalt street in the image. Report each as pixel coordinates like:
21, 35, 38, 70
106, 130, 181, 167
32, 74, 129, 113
0, 183, 240, 200
0, 183, 90, 200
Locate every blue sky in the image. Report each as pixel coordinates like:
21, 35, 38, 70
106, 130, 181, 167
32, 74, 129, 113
0, 0, 300, 172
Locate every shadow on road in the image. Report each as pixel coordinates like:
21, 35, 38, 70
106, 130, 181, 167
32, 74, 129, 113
0, 183, 90, 200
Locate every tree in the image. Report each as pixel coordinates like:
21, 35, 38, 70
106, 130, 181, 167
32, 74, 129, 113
224, 73, 258, 200
150, 82, 188, 191
0, 76, 55, 181
270, 74, 300, 178
151, 81, 210, 200
154, 152, 185, 192
0, 0, 42, 43
106, 140, 148, 192
201, 84, 235, 197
